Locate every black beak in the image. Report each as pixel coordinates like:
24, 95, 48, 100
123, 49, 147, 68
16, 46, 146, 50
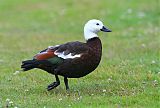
100, 26, 112, 32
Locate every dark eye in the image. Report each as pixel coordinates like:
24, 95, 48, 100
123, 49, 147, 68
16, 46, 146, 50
96, 23, 99, 25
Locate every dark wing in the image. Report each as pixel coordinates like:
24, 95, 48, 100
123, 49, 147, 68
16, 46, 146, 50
54, 41, 89, 58
34, 41, 89, 61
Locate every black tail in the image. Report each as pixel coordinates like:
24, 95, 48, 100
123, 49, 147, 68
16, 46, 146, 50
21, 60, 38, 71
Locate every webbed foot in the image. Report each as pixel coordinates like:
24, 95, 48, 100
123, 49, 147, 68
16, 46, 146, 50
47, 81, 60, 91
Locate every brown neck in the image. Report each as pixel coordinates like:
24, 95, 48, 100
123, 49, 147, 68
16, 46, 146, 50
86, 37, 102, 71
87, 37, 102, 51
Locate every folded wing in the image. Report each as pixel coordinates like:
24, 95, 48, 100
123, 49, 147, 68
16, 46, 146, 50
34, 41, 89, 65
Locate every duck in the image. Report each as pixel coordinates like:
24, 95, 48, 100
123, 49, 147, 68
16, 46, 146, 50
21, 19, 111, 91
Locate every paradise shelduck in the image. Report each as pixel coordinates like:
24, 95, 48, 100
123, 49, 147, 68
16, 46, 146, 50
21, 19, 111, 91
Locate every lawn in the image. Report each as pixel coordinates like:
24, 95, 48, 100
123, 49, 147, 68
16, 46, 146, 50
0, 0, 159, 107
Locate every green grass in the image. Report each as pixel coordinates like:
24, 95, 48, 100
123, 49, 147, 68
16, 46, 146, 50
0, 0, 160, 107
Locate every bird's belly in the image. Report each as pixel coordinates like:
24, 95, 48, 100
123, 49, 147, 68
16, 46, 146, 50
59, 67, 97, 78
57, 57, 101, 78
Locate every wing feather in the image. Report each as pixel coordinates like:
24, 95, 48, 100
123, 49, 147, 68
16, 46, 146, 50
54, 41, 89, 59
34, 41, 89, 60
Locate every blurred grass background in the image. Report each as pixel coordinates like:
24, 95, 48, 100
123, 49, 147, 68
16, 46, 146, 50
0, 0, 159, 107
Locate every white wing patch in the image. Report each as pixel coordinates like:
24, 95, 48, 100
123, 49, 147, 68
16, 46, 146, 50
48, 45, 59, 49
54, 51, 81, 59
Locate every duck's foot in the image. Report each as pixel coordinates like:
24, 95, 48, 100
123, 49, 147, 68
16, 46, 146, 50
47, 75, 60, 91
47, 81, 60, 91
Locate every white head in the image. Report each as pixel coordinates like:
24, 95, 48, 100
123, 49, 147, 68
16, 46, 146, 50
84, 19, 111, 40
